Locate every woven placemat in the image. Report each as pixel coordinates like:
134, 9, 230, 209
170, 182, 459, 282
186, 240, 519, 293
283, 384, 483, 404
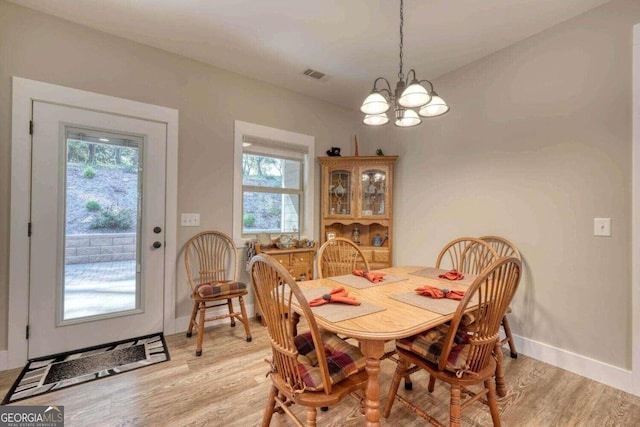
299, 287, 385, 322
409, 267, 477, 286
390, 292, 477, 315
328, 273, 407, 289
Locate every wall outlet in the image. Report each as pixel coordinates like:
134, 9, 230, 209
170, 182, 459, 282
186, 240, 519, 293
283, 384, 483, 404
181, 213, 200, 227
594, 218, 611, 236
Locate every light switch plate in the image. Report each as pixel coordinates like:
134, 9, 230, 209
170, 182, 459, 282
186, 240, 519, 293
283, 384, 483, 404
181, 213, 200, 227
594, 218, 611, 236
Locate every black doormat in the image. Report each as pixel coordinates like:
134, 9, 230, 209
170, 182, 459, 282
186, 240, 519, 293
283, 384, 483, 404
2, 333, 169, 404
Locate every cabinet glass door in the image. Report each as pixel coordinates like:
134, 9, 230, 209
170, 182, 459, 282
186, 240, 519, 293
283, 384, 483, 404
360, 168, 387, 216
328, 169, 351, 215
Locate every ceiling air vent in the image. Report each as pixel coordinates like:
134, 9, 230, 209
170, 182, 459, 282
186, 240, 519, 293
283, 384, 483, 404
303, 68, 325, 80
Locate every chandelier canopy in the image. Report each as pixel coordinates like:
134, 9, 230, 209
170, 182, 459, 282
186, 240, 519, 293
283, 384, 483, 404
360, 0, 450, 127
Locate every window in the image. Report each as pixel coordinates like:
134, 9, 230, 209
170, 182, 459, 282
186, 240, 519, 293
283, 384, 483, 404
233, 121, 314, 244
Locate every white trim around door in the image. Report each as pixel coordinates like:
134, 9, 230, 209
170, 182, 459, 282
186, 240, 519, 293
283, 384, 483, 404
8, 77, 179, 369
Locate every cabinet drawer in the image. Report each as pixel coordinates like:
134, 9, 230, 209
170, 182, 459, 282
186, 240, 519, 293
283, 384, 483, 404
370, 262, 388, 271
271, 254, 291, 266
291, 253, 311, 266
373, 249, 389, 262
360, 249, 373, 262
290, 265, 310, 281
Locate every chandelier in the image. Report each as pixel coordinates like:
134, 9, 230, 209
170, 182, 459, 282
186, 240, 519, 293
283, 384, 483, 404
360, 0, 449, 127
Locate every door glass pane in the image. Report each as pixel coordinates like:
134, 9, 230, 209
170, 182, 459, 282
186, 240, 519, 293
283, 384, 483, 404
361, 169, 386, 216
63, 129, 141, 321
329, 170, 351, 215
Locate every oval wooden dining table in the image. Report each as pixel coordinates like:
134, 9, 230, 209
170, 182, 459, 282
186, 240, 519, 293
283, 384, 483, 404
292, 265, 484, 427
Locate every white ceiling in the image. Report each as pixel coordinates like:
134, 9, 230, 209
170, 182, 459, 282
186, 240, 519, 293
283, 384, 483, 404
9, 0, 611, 111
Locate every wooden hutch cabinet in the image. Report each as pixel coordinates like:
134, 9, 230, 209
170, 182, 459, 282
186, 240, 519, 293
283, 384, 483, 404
318, 156, 398, 270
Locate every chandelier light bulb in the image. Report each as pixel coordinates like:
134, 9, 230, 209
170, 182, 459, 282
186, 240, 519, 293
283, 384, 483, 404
363, 113, 390, 126
398, 82, 431, 108
394, 108, 421, 127
360, 91, 390, 115
418, 94, 450, 118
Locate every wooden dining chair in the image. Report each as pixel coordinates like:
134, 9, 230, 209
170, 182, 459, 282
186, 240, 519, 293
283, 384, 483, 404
316, 237, 370, 279
435, 237, 499, 275
249, 253, 369, 427
383, 256, 522, 427
398, 237, 500, 391
479, 236, 521, 359
184, 230, 251, 356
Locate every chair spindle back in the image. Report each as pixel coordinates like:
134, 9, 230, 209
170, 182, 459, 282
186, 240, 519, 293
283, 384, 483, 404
185, 231, 238, 290
435, 237, 498, 275
442, 256, 522, 374
316, 237, 370, 279
480, 235, 522, 260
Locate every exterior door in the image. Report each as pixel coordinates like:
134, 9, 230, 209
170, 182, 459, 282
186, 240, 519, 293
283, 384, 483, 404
28, 101, 167, 358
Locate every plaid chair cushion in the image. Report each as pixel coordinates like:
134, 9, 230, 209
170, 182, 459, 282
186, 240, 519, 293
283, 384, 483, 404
397, 324, 471, 373
294, 331, 366, 392
195, 280, 247, 298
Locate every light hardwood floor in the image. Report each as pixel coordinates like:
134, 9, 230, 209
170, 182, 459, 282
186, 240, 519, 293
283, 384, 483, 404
1, 319, 640, 426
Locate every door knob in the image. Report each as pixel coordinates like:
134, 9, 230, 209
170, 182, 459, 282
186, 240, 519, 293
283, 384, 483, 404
153, 241, 162, 249
153, 226, 162, 234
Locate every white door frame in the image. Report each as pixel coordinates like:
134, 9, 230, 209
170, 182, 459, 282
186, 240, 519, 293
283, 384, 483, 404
8, 77, 179, 369
632, 23, 640, 396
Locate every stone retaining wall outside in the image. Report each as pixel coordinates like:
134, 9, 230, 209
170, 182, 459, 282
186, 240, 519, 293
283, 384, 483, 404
66, 233, 136, 264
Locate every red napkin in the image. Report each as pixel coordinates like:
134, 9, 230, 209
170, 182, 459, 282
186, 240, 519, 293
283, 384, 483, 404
309, 287, 361, 307
438, 270, 464, 280
352, 269, 386, 283
415, 285, 465, 301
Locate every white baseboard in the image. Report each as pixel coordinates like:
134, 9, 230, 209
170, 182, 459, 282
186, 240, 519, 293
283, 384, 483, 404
512, 334, 635, 395
174, 303, 257, 333
0, 350, 7, 372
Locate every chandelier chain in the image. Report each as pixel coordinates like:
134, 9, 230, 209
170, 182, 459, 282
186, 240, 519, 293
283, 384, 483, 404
398, 0, 404, 81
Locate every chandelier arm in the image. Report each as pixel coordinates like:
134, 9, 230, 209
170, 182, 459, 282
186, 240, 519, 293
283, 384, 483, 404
373, 77, 393, 94
418, 79, 435, 92
406, 69, 417, 84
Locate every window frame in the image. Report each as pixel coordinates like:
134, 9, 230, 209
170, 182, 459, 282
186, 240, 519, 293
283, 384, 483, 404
241, 152, 304, 236
233, 121, 315, 245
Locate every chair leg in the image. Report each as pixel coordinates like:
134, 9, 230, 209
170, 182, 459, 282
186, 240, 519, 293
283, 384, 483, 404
450, 385, 462, 427
494, 343, 506, 398
238, 296, 252, 342
403, 373, 413, 390
501, 316, 517, 358
196, 303, 205, 356
305, 407, 317, 427
262, 385, 278, 427
383, 357, 408, 418
186, 301, 198, 338
485, 379, 502, 427
227, 299, 236, 327
428, 374, 436, 393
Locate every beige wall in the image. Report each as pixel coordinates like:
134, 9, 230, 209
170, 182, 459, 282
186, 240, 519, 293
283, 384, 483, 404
2, 0, 639, 373
0, 1, 362, 350
363, 0, 640, 369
